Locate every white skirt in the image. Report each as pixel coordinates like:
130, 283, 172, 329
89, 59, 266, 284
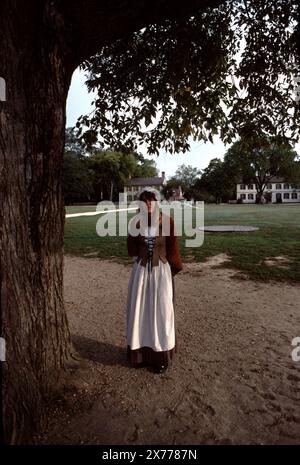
126, 258, 175, 352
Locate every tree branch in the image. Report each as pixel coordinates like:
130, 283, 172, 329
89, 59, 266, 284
63, 0, 225, 68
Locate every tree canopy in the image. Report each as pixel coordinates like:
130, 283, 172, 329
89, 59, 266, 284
168, 164, 202, 191
63, 128, 159, 203
77, 0, 300, 155
196, 157, 236, 202
223, 133, 300, 201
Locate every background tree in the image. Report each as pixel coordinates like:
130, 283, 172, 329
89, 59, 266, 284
87, 151, 158, 202
64, 148, 159, 204
223, 133, 300, 203
1, 0, 299, 443
63, 152, 93, 204
87, 151, 121, 201
132, 157, 158, 178
196, 157, 236, 203
65, 127, 86, 155
161, 164, 202, 200
170, 164, 202, 192
63, 127, 94, 204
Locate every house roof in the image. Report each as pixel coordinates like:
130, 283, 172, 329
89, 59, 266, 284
237, 176, 287, 184
126, 176, 165, 186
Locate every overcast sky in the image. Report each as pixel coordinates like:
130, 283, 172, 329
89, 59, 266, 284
66, 68, 299, 180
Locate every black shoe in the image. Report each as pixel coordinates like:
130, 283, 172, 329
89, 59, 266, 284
154, 364, 168, 374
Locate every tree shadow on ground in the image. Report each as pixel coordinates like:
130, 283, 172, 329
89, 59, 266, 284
71, 334, 129, 368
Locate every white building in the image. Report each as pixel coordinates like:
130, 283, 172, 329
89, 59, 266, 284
237, 177, 300, 204
124, 172, 167, 202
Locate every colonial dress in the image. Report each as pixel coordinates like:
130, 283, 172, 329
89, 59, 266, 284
126, 212, 183, 368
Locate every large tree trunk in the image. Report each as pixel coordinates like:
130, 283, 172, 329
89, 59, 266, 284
255, 178, 266, 204
0, 2, 75, 444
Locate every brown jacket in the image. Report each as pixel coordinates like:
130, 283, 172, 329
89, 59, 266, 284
127, 213, 183, 276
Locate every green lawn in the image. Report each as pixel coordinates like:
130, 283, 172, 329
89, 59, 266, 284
66, 205, 99, 214
64, 204, 300, 283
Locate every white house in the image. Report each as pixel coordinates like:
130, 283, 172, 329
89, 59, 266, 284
124, 171, 167, 202
237, 176, 300, 203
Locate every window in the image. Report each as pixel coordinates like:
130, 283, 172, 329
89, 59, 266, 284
284, 193, 290, 199
266, 183, 272, 189
292, 193, 298, 199
276, 184, 282, 189
240, 194, 246, 199
240, 184, 246, 190
248, 194, 254, 199
284, 184, 290, 189
248, 184, 253, 190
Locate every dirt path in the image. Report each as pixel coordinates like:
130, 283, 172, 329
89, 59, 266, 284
35, 255, 300, 445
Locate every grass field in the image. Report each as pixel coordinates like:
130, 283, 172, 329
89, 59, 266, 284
64, 204, 300, 282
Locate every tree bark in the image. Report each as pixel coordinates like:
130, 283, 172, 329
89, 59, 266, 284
0, 1, 76, 444
0, 0, 223, 444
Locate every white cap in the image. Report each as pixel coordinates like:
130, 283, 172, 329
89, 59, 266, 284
137, 186, 161, 201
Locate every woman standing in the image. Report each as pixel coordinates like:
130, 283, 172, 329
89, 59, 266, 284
126, 188, 183, 374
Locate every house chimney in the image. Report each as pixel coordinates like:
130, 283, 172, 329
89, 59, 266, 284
161, 171, 165, 179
